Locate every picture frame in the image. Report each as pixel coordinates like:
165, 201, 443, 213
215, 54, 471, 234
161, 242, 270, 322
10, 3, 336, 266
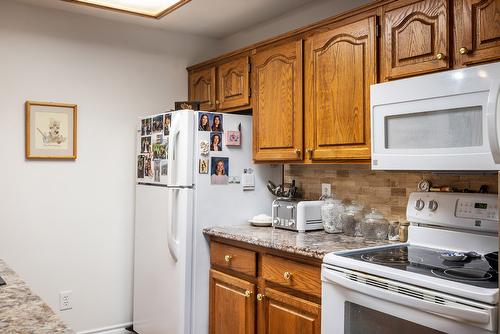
26, 101, 77, 160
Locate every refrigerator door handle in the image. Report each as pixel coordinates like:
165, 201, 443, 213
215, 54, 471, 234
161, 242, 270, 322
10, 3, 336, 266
167, 118, 180, 186
166, 188, 179, 262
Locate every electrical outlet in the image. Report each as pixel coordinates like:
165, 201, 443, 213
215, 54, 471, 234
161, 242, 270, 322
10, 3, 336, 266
321, 183, 331, 197
59, 290, 72, 311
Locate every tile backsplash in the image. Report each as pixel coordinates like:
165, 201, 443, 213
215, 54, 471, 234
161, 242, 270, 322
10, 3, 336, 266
284, 165, 498, 223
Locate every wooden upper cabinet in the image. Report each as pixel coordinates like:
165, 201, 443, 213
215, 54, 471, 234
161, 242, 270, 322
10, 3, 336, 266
252, 40, 303, 162
382, 0, 449, 80
209, 269, 255, 334
260, 288, 321, 334
304, 17, 376, 161
217, 56, 251, 111
189, 66, 216, 111
454, 0, 500, 67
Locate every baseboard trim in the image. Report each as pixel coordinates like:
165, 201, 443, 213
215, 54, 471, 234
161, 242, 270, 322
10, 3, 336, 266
77, 322, 133, 334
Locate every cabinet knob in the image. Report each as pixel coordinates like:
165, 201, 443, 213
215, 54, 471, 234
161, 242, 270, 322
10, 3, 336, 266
244, 290, 252, 298
306, 148, 314, 158
257, 293, 265, 301
436, 53, 446, 60
216, 100, 220, 105
295, 148, 301, 156
459, 47, 469, 55
283, 271, 293, 280
224, 255, 232, 262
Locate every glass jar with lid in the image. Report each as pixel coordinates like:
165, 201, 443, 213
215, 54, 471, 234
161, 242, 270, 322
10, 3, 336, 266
341, 201, 364, 237
321, 194, 345, 233
361, 208, 389, 240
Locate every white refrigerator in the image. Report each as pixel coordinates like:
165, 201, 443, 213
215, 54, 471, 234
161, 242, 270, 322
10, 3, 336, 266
133, 110, 280, 334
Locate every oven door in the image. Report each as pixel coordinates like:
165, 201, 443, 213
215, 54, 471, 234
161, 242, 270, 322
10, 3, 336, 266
322, 265, 497, 334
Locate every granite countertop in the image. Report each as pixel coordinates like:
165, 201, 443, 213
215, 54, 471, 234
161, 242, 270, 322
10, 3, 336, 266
0, 259, 73, 333
203, 225, 395, 260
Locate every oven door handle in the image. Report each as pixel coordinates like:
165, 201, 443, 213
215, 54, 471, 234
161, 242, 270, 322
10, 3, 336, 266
323, 269, 491, 324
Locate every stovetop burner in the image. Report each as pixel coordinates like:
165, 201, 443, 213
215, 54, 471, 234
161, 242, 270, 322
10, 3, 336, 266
432, 267, 494, 282
340, 245, 498, 289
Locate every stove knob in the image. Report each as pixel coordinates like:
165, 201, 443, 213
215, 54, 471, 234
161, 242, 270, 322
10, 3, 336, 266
415, 199, 425, 211
428, 200, 438, 212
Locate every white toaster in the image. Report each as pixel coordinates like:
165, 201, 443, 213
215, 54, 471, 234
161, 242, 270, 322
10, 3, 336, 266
271, 198, 324, 232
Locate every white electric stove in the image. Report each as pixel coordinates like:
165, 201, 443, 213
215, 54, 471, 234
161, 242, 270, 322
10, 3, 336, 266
322, 192, 499, 334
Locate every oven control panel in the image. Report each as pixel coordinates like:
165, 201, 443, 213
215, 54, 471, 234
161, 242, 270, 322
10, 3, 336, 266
407, 192, 498, 233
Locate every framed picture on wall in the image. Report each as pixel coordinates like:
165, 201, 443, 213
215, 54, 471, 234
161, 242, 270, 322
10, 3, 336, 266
25, 101, 77, 159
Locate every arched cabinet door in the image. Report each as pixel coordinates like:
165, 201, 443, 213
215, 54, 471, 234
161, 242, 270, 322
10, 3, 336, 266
189, 66, 216, 111
218, 56, 250, 111
252, 40, 304, 162
304, 16, 376, 161
454, 0, 500, 67
382, 0, 449, 80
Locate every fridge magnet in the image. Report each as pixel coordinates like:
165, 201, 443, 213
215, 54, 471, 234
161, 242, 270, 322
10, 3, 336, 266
175, 101, 200, 111
154, 160, 161, 182
152, 114, 164, 133
137, 155, 144, 178
225, 131, 241, 146
155, 134, 163, 144
141, 136, 152, 153
152, 143, 167, 160
145, 155, 153, 178
210, 132, 222, 151
141, 118, 151, 136
199, 140, 209, 155
198, 113, 211, 131
199, 158, 208, 174
25, 101, 77, 159
161, 161, 168, 176
211, 157, 229, 185
163, 113, 171, 136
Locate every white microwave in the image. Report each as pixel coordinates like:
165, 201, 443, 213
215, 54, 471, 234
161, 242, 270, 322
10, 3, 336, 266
371, 62, 500, 170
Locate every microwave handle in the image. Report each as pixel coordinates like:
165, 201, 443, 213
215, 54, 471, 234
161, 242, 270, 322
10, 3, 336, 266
487, 80, 500, 163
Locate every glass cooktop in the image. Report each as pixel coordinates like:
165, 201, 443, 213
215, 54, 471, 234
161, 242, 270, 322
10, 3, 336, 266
341, 245, 498, 289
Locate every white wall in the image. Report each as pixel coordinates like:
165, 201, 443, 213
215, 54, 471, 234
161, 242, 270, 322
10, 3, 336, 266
0, 1, 219, 332
218, 0, 370, 53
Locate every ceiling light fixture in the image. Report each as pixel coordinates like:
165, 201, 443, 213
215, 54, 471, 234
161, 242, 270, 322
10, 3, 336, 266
62, 0, 190, 19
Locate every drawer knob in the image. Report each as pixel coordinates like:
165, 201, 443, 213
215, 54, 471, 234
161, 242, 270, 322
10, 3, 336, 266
283, 271, 293, 280
436, 53, 445, 60
244, 290, 252, 298
224, 255, 232, 262
295, 148, 301, 156
459, 47, 469, 55
257, 293, 265, 301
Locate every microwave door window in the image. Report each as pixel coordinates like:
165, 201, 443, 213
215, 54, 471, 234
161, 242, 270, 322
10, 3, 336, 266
385, 106, 483, 149
344, 302, 445, 334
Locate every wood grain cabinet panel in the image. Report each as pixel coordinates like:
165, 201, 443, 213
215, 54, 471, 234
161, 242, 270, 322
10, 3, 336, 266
217, 56, 250, 110
382, 0, 449, 80
252, 40, 303, 161
454, 0, 500, 66
260, 288, 321, 334
209, 269, 256, 334
188, 66, 216, 111
210, 242, 257, 277
304, 17, 376, 161
262, 255, 321, 298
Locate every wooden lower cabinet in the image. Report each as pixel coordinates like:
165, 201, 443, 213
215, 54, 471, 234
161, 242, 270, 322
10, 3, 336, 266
209, 241, 321, 334
260, 288, 321, 334
209, 269, 256, 334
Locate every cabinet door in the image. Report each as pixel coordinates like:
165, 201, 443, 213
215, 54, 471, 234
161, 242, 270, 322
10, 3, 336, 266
252, 40, 303, 161
382, 0, 449, 80
189, 66, 216, 111
218, 56, 250, 111
209, 269, 256, 334
259, 288, 321, 334
304, 17, 376, 161
454, 0, 500, 66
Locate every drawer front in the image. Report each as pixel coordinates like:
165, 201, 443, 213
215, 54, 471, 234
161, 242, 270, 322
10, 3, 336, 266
262, 255, 321, 297
210, 242, 257, 277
